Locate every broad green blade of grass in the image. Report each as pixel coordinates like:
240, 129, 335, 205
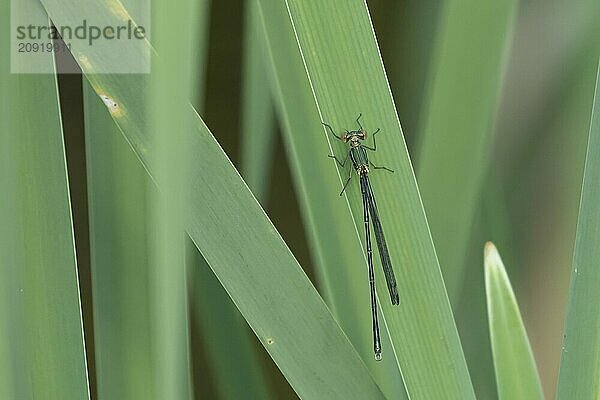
0, 1, 89, 398
39, 1, 385, 397
256, 1, 406, 398
84, 82, 157, 400
83, 1, 271, 397
150, 0, 196, 398
0, 8, 13, 398
185, 1, 275, 399
0, 211, 10, 397
416, 0, 518, 300
189, 250, 274, 400
0, 256, 10, 398
183, 1, 275, 398
282, 1, 475, 398
241, 0, 276, 201
557, 61, 600, 399
484, 242, 543, 400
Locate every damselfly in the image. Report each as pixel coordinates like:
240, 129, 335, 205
323, 114, 400, 361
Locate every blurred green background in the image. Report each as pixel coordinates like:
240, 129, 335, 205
19, 0, 600, 398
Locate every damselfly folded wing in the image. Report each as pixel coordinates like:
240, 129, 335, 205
364, 176, 400, 305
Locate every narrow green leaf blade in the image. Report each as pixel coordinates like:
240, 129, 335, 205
150, 1, 196, 397
0, 1, 89, 398
484, 242, 543, 400
557, 61, 600, 399
188, 2, 275, 399
256, 1, 406, 397
189, 251, 274, 400
84, 82, 157, 400
39, 1, 385, 397
417, 0, 519, 299
283, 1, 475, 398
241, 0, 276, 200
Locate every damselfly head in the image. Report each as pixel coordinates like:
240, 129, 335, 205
343, 129, 366, 144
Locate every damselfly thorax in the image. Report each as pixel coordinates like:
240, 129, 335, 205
349, 145, 370, 174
